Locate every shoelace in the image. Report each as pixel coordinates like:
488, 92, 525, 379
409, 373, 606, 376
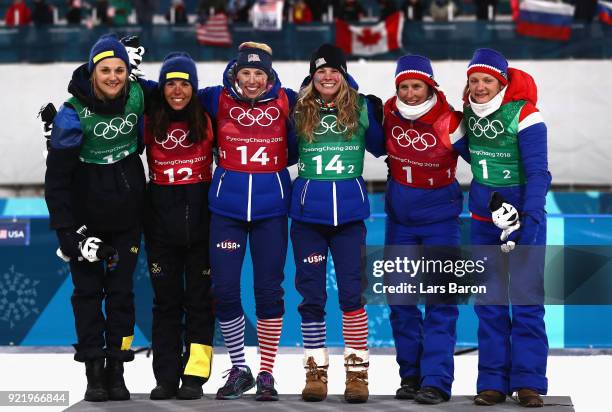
221, 367, 243, 386
305, 358, 327, 382
258, 373, 274, 388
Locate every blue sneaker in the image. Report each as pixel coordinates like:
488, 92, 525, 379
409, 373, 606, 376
255, 371, 279, 401
216, 366, 255, 400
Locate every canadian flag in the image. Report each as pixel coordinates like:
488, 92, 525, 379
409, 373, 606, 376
335, 12, 404, 57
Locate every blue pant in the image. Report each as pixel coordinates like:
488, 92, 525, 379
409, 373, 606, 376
386, 218, 460, 396
291, 220, 366, 323
471, 218, 548, 395
210, 213, 287, 321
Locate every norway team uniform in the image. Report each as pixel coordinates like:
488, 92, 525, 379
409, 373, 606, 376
466, 68, 550, 396
383, 90, 466, 399
198, 60, 297, 378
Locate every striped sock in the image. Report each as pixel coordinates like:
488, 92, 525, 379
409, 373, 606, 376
342, 308, 368, 350
219, 315, 246, 368
257, 317, 283, 374
301, 321, 326, 349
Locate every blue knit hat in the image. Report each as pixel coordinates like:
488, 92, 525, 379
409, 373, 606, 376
235, 42, 273, 78
88, 34, 130, 74
158, 52, 198, 90
394, 54, 437, 88
467, 48, 508, 85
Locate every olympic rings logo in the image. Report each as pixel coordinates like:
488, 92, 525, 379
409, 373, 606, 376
468, 117, 504, 139
93, 113, 138, 140
229, 106, 280, 127
154, 129, 193, 150
391, 126, 437, 151
314, 114, 348, 135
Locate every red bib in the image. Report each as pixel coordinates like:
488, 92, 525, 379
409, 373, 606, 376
384, 97, 458, 188
216, 89, 289, 173
145, 116, 213, 185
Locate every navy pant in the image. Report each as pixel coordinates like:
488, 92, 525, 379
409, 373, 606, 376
291, 220, 366, 323
210, 213, 287, 321
385, 217, 460, 396
69, 226, 141, 362
471, 218, 548, 395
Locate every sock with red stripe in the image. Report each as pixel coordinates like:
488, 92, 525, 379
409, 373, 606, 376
342, 308, 368, 350
257, 317, 283, 374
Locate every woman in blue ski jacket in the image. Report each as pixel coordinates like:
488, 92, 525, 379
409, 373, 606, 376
464, 48, 551, 408
197, 41, 298, 402
290, 44, 385, 404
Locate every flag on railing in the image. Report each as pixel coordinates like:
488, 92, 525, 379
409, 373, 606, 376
253, 0, 284, 31
196, 12, 232, 47
599, 0, 612, 25
516, 0, 575, 41
335, 11, 404, 56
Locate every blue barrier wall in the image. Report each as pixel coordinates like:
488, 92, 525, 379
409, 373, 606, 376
1, 192, 611, 349
0, 21, 610, 63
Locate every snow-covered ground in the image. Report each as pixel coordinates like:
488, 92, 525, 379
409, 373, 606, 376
0, 348, 606, 411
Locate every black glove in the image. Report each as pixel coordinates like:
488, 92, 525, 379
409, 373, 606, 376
56, 227, 83, 259
38, 103, 56, 159
365, 94, 383, 124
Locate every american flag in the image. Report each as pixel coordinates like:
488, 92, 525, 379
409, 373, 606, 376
196, 12, 232, 47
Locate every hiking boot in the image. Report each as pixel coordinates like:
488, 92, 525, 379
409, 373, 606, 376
474, 390, 506, 406
177, 375, 204, 400
344, 348, 369, 403
84, 358, 108, 402
395, 376, 419, 400
150, 383, 177, 400
105, 359, 130, 401
415, 386, 450, 404
517, 388, 544, 408
301, 348, 329, 402
255, 371, 279, 401
215, 366, 255, 400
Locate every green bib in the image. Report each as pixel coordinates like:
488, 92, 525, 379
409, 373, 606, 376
466, 101, 526, 186
69, 82, 144, 165
297, 96, 368, 180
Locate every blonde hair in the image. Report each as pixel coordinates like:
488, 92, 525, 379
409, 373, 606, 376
295, 78, 359, 143
238, 41, 273, 56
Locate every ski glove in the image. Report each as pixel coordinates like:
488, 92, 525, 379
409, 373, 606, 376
120, 35, 146, 81
56, 227, 84, 260
38, 103, 56, 159
489, 191, 521, 253
56, 226, 119, 269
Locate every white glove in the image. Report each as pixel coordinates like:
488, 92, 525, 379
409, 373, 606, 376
120, 35, 146, 81
79, 237, 104, 263
127, 46, 146, 81
489, 191, 521, 253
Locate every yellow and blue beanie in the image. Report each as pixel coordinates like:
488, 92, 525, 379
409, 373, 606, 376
88, 33, 130, 74
158, 52, 198, 90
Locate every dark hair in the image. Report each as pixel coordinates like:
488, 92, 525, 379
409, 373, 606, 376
147, 88, 207, 144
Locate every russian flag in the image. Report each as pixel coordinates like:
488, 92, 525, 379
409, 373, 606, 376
599, 0, 612, 25
516, 0, 575, 41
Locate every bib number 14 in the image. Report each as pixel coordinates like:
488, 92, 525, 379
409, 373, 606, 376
236, 146, 278, 166
313, 154, 354, 175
